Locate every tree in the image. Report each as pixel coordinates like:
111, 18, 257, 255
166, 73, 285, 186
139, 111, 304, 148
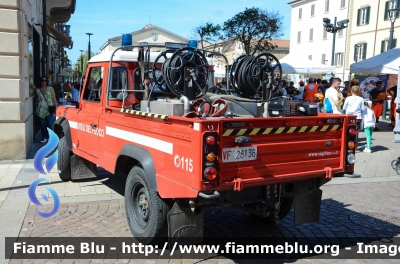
223, 7, 283, 55
73, 51, 99, 81
191, 22, 223, 49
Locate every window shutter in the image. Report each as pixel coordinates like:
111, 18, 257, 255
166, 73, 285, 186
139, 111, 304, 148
357, 9, 361, 26
354, 46, 358, 61
381, 40, 386, 53
385, 1, 389, 20
362, 43, 367, 59
393, 38, 397, 48
366, 6, 371, 24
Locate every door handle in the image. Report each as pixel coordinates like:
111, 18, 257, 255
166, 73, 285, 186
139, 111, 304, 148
90, 124, 97, 129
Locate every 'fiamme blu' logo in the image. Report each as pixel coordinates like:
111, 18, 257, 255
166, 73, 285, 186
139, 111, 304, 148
30, 129, 60, 218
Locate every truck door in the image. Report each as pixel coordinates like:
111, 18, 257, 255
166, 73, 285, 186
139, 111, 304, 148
77, 66, 104, 159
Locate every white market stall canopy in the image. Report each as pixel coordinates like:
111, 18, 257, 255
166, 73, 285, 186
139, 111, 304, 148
214, 66, 226, 78
277, 53, 336, 74
350, 47, 400, 74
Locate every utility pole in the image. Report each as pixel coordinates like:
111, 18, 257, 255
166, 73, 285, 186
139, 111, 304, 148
79, 50, 84, 81
86, 33, 93, 60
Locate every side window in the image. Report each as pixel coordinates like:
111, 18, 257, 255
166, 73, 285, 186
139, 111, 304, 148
83, 66, 103, 102
109, 67, 128, 99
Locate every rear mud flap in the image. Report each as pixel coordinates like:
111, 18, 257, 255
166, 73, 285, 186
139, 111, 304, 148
294, 189, 322, 225
71, 155, 97, 180
167, 202, 204, 246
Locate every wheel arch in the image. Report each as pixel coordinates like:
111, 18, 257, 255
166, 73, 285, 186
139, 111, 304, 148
116, 144, 157, 190
54, 117, 73, 151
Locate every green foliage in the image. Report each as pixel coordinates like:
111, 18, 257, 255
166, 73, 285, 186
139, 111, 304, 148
222, 7, 283, 55
191, 22, 223, 49
73, 51, 99, 79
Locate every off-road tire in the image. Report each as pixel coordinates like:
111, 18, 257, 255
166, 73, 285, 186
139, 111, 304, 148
57, 136, 72, 181
125, 166, 170, 245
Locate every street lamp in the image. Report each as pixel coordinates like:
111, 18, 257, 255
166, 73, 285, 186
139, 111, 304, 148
323, 17, 350, 66
388, 7, 400, 50
354, 44, 362, 63
86, 33, 93, 60
79, 49, 84, 80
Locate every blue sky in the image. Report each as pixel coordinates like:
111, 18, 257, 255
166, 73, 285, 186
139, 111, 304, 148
66, 0, 292, 65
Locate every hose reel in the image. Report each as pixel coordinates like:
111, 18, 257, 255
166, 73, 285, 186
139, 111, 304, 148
230, 53, 282, 98
152, 47, 209, 99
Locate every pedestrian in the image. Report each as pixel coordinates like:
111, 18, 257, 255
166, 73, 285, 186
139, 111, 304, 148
304, 78, 319, 102
363, 101, 376, 153
342, 86, 366, 148
36, 76, 57, 143
341, 81, 350, 99
318, 79, 329, 96
387, 85, 397, 129
281, 81, 288, 97
325, 78, 344, 114
287, 81, 296, 98
369, 81, 386, 131
298, 81, 305, 98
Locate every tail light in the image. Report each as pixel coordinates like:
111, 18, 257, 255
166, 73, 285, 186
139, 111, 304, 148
348, 128, 356, 136
206, 136, 215, 146
347, 154, 355, 164
347, 141, 355, 149
204, 167, 217, 181
203, 132, 218, 182
345, 117, 357, 168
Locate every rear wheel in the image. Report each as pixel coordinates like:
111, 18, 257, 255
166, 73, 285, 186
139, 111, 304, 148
125, 166, 170, 245
57, 136, 72, 181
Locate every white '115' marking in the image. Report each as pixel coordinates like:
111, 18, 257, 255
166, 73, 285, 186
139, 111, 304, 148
174, 154, 193, 172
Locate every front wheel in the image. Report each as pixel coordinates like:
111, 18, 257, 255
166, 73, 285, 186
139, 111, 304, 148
125, 166, 170, 245
57, 136, 72, 181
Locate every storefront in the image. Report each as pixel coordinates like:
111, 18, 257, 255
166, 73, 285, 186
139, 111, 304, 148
0, 0, 75, 160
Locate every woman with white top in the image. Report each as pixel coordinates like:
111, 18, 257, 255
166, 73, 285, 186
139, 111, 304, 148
342, 86, 366, 148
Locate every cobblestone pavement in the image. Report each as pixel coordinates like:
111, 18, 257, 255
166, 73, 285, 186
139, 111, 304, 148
7, 175, 400, 264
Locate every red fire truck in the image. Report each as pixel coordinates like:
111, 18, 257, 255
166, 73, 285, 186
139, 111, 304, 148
54, 41, 357, 245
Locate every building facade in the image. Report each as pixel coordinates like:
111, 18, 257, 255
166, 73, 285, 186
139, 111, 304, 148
0, 0, 75, 160
288, 0, 350, 80
347, 0, 400, 73
288, 0, 400, 80
100, 24, 189, 53
205, 39, 290, 78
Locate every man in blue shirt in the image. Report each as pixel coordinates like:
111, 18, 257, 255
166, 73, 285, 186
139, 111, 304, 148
71, 83, 80, 102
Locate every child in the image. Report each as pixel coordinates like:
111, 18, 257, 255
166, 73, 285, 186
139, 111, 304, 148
314, 93, 325, 113
363, 101, 376, 153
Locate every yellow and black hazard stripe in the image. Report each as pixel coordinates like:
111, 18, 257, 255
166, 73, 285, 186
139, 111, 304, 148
120, 108, 168, 120
222, 124, 342, 136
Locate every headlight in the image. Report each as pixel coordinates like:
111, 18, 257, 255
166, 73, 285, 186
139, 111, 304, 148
347, 154, 355, 164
